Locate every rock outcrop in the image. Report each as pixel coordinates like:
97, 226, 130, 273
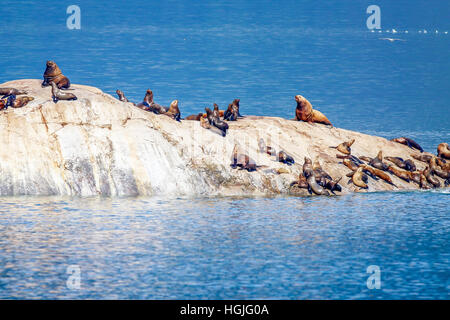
0, 79, 445, 197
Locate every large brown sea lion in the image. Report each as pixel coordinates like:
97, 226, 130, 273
437, 143, 450, 160
361, 164, 395, 186
294, 95, 332, 126
42, 60, 70, 89
391, 137, 423, 152
223, 99, 241, 121
51, 82, 77, 103
350, 167, 368, 189
388, 165, 411, 182
164, 100, 181, 121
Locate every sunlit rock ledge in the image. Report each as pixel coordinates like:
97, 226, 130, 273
0, 79, 443, 197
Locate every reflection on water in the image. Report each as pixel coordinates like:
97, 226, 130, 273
0, 192, 448, 299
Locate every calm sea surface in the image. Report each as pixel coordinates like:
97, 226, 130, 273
0, 1, 449, 299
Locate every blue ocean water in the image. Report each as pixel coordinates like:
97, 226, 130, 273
0, 1, 449, 299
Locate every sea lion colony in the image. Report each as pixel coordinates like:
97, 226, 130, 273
0, 61, 449, 195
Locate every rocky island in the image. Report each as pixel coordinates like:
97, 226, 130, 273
0, 79, 447, 197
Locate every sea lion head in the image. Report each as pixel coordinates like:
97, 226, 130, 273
233, 99, 240, 106
376, 151, 383, 160
116, 89, 122, 95
44, 60, 62, 77
347, 139, 355, 147
170, 100, 178, 108
213, 103, 219, 111
304, 157, 312, 164
295, 95, 313, 115
205, 107, 212, 116
144, 89, 153, 102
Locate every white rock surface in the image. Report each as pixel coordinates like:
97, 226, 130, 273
0, 79, 443, 197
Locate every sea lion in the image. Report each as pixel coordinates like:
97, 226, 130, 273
212, 103, 226, 118
185, 113, 203, 121
136, 89, 153, 111
290, 173, 309, 189
116, 89, 133, 104
430, 157, 450, 179
369, 151, 389, 171
403, 159, 417, 172
200, 116, 211, 129
42, 60, 70, 89
437, 143, 450, 160
343, 158, 359, 171
223, 99, 241, 121
164, 100, 181, 121
419, 174, 433, 189
435, 158, 450, 172
312, 160, 332, 181
10, 96, 34, 108
388, 165, 411, 182
206, 107, 228, 137
294, 95, 332, 126
324, 177, 342, 194
391, 137, 423, 152
351, 167, 368, 189
385, 156, 407, 169
51, 82, 77, 103
423, 167, 440, 188
330, 139, 355, 155
361, 164, 395, 186
302, 157, 314, 178
411, 154, 433, 163
408, 171, 422, 184
277, 151, 295, 165
307, 174, 330, 195
0, 87, 27, 98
